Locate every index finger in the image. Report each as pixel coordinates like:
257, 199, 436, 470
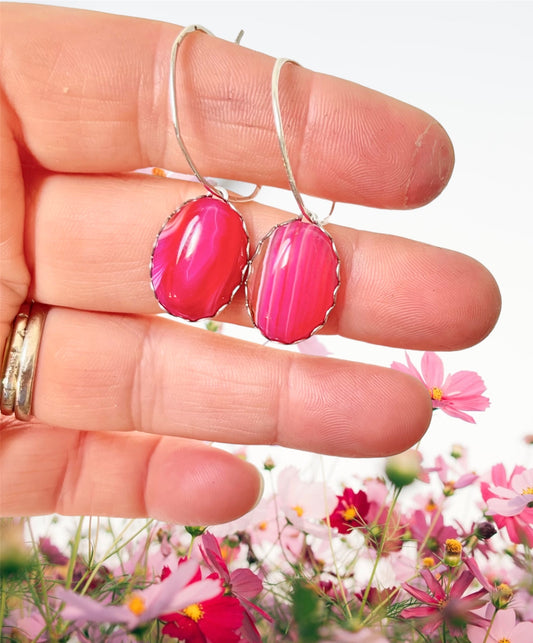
1, 3, 453, 209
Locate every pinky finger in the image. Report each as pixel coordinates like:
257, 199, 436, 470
0, 422, 263, 524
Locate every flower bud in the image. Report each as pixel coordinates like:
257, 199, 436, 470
444, 538, 463, 567
475, 521, 497, 540
184, 525, 206, 537
491, 583, 513, 609
385, 450, 422, 488
450, 444, 465, 459
263, 456, 275, 471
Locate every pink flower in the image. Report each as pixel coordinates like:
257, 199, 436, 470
391, 352, 489, 423
400, 568, 488, 635
486, 467, 533, 516
277, 466, 336, 538
409, 509, 458, 559
468, 608, 533, 643
56, 559, 221, 630
481, 464, 533, 546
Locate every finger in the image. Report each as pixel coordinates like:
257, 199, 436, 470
32, 307, 432, 457
0, 420, 263, 523
3, 4, 453, 208
26, 172, 501, 350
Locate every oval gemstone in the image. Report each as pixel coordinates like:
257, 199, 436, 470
151, 195, 249, 321
246, 219, 340, 344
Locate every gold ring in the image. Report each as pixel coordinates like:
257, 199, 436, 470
0, 302, 48, 421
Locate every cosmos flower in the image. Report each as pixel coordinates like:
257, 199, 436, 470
56, 559, 221, 631
467, 608, 533, 643
391, 352, 489, 423
481, 464, 533, 547
485, 466, 533, 517
400, 568, 488, 635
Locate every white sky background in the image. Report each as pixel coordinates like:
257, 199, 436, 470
12, 1, 533, 486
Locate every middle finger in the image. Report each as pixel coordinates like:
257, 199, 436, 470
26, 171, 500, 350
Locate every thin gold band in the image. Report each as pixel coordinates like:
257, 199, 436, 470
0, 302, 48, 421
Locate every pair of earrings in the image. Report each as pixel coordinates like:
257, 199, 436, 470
150, 25, 340, 345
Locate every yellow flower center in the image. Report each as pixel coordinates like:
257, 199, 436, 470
521, 486, 533, 495
445, 539, 462, 555
151, 167, 167, 177
342, 506, 357, 521
126, 594, 145, 616
422, 556, 435, 568
292, 505, 304, 518
258, 520, 268, 531
426, 500, 438, 512
431, 387, 443, 401
498, 639, 511, 643
183, 603, 204, 622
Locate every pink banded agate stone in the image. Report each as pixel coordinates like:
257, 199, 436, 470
246, 219, 340, 344
151, 195, 249, 321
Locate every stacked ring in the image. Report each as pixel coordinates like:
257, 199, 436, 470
0, 302, 48, 421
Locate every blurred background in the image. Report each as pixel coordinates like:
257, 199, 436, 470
11, 1, 533, 482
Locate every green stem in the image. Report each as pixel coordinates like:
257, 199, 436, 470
65, 516, 85, 590
320, 457, 352, 620
482, 608, 498, 643
357, 485, 401, 619
77, 519, 153, 595
0, 577, 6, 634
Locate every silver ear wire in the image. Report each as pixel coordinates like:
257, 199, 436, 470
169, 25, 260, 203
271, 57, 335, 225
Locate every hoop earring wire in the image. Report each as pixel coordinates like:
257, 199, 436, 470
169, 25, 260, 202
271, 57, 335, 225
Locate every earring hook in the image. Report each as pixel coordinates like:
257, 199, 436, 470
271, 57, 335, 225
169, 25, 260, 203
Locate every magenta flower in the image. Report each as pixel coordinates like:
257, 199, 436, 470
468, 608, 533, 643
200, 532, 271, 643
481, 464, 533, 547
409, 509, 458, 559
391, 352, 489, 423
400, 568, 488, 635
328, 488, 370, 534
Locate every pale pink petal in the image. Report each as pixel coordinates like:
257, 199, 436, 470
466, 624, 490, 643
489, 485, 518, 499
443, 370, 487, 398
391, 352, 423, 381
168, 577, 222, 612
512, 622, 533, 641
454, 472, 478, 489
421, 352, 444, 387
439, 404, 476, 423
490, 608, 516, 638
487, 496, 529, 517
511, 469, 533, 494
296, 336, 332, 356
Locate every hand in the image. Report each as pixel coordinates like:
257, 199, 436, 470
0, 4, 500, 524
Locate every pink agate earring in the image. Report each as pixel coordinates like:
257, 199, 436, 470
150, 25, 259, 322
245, 58, 340, 344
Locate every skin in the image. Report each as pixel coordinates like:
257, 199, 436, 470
0, 4, 501, 524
